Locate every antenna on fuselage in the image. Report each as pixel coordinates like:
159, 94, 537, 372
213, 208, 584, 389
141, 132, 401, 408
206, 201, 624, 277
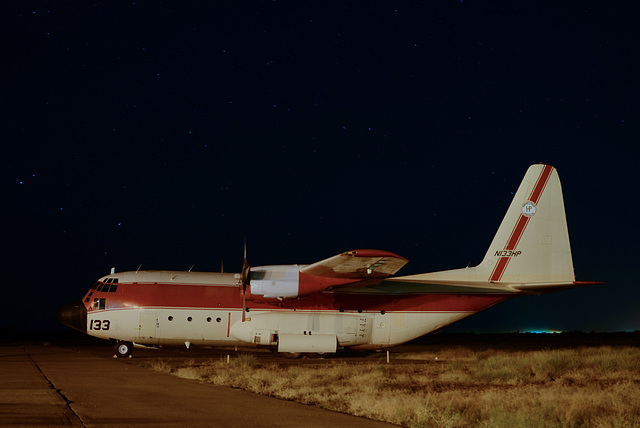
110, 267, 115, 274
221, 258, 224, 273
188, 265, 194, 272
136, 264, 142, 273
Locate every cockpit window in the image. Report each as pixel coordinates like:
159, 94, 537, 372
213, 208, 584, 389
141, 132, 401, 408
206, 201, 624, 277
93, 280, 119, 293
93, 298, 106, 310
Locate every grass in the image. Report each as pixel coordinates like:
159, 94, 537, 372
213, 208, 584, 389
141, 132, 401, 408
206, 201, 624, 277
141, 346, 640, 427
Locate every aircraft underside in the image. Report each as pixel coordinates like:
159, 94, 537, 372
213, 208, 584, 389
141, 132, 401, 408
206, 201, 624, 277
84, 304, 508, 353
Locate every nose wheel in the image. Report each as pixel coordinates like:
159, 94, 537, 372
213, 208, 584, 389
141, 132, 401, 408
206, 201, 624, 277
115, 341, 133, 358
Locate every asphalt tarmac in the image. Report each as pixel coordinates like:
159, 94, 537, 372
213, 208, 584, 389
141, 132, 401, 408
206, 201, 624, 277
0, 345, 395, 427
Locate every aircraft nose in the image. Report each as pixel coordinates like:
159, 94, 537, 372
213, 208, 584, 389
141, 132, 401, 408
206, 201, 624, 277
58, 300, 87, 333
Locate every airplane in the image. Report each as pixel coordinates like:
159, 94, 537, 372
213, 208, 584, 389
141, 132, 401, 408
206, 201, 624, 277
59, 164, 603, 357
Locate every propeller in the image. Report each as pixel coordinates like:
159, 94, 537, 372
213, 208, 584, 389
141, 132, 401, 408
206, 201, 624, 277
240, 237, 250, 321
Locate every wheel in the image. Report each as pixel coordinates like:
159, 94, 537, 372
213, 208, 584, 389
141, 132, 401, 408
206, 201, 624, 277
115, 341, 133, 358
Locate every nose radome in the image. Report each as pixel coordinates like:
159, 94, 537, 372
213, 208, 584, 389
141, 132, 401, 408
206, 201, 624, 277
58, 300, 87, 333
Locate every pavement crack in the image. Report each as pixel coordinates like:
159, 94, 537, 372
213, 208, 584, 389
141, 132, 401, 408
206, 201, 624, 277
25, 346, 88, 428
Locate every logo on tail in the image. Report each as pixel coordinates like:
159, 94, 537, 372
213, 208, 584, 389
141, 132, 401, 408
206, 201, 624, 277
522, 201, 537, 217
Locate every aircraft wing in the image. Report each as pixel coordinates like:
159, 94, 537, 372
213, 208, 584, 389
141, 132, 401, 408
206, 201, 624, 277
300, 249, 408, 279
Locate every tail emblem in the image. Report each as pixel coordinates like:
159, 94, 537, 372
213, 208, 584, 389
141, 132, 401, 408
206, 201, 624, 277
522, 201, 537, 217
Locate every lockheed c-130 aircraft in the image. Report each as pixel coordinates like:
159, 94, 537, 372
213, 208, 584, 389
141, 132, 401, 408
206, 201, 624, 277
59, 164, 602, 357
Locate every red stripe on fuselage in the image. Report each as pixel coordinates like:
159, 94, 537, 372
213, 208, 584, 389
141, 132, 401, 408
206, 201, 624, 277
489, 165, 554, 282
86, 281, 513, 314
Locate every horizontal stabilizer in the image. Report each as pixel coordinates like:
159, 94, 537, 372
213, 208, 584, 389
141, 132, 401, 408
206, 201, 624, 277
510, 280, 605, 294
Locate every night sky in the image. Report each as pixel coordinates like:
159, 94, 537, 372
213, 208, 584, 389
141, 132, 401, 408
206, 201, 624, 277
3, 2, 638, 334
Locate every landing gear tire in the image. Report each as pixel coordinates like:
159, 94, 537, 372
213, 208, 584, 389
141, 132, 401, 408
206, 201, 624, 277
115, 341, 133, 358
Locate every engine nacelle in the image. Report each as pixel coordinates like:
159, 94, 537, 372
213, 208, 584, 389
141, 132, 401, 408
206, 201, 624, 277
249, 265, 300, 299
249, 265, 363, 300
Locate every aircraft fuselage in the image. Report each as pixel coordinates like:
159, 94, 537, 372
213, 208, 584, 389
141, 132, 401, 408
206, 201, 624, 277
62, 270, 513, 352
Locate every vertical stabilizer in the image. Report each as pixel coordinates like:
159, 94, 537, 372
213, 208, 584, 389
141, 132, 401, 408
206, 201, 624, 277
481, 164, 574, 283
394, 164, 575, 286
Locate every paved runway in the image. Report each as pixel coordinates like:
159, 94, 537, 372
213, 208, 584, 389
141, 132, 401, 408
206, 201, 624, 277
0, 345, 395, 427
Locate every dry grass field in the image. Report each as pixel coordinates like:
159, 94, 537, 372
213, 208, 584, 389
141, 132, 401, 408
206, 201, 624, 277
141, 344, 640, 427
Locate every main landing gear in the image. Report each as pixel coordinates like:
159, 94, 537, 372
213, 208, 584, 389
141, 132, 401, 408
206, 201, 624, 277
115, 341, 133, 358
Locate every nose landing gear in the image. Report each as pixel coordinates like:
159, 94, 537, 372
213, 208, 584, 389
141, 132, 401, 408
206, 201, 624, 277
115, 341, 133, 358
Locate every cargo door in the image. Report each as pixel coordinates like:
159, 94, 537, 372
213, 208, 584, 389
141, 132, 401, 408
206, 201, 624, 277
371, 313, 391, 345
139, 313, 157, 339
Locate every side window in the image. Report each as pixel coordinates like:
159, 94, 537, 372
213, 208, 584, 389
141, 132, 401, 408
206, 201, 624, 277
93, 298, 106, 310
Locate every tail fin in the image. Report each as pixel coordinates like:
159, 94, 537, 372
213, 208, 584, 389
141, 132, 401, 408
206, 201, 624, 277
395, 164, 576, 289
481, 164, 574, 284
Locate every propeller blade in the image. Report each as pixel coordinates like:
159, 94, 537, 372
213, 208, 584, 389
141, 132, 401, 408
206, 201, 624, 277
242, 290, 246, 322
240, 236, 250, 321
